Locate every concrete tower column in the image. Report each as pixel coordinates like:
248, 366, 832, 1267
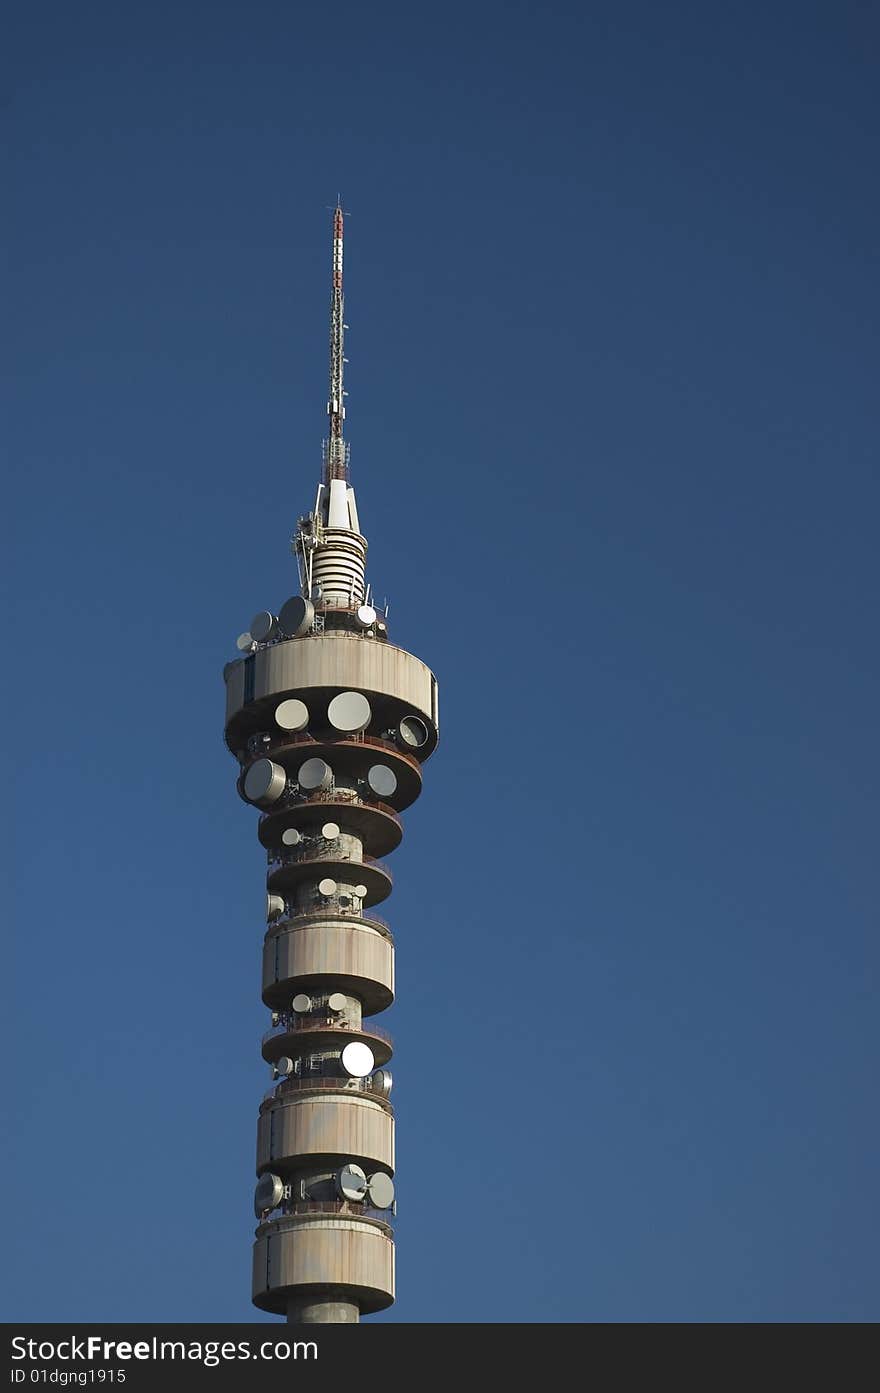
287, 1297, 359, 1325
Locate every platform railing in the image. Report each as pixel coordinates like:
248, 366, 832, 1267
260, 1199, 395, 1224
262, 1016, 393, 1048
267, 848, 393, 882
268, 906, 392, 936
260, 785, 401, 824
261, 1075, 392, 1105
261, 730, 422, 774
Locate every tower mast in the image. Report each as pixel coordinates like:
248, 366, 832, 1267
326, 203, 347, 483
295, 203, 366, 613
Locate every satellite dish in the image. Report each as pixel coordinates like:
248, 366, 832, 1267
318, 878, 338, 897
353, 884, 368, 899
250, 611, 278, 643
341, 1041, 375, 1077
291, 993, 312, 1013
266, 894, 285, 920
371, 1068, 392, 1097
327, 691, 372, 734
244, 759, 287, 805
298, 757, 332, 791
397, 716, 429, 749
254, 1173, 284, 1218
275, 698, 309, 733
278, 595, 315, 638
367, 1172, 395, 1209
274, 1056, 294, 1077
356, 605, 377, 628
367, 764, 397, 798
327, 992, 347, 1013
335, 1163, 367, 1202
236, 632, 254, 652
321, 821, 340, 840
281, 827, 302, 846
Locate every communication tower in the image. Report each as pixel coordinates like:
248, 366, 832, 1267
222, 206, 438, 1324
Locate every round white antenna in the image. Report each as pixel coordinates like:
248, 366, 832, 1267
367, 1172, 395, 1209
327, 691, 372, 734
318, 878, 338, 897
327, 992, 347, 1012
236, 632, 254, 652
356, 605, 377, 628
281, 827, 302, 846
335, 1163, 367, 1202
266, 894, 285, 920
254, 1173, 284, 1217
371, 1068, 392, 1097
367, 764, 397, 798
274, 1056, 294, 1076
298, 758, 332, 792
341, 1041, 375, 1077
353, 883, 368, 899
321, 821, 340, 840
244, 759, 287, 805
250, 611, 278, 643
275, 698, 310, 732
291, 993, 312, 1013
398, 716, 429, 749
278, 595, 315, 638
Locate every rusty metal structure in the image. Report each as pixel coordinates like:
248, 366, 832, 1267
222, 206, 438, 1323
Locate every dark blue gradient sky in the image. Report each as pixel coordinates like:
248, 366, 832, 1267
4, 1, 878, 1322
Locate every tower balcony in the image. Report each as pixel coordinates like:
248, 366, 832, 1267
272, 905, 391, 935
263, 729, 422, 774
261, 1075, 393, 1108
263, 913, 394, 1015
257, 1091, 394, 1173
267, 853, 392, 907
258, 789, 402, 858
261, 1013, 393, 1067
224, 630, 439, 763
237, 733, 423, 813
252, 1214, 394, 1315
266, 1199, 394, 1224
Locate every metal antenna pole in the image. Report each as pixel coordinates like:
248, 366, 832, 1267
326, 203, 347, 484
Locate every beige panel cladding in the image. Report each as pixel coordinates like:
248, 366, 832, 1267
257, 1094, 394, 1172
225, 633, 438, 729
264, 919, 394, 1004
253, 1219, 394, 1312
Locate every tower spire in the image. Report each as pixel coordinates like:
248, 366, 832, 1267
299, 199, 367, 613
326, 202, 347, 483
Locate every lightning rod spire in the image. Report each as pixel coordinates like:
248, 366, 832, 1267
326, 202, 347, 483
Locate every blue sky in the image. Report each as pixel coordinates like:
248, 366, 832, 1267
3, 1, 878, 1321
